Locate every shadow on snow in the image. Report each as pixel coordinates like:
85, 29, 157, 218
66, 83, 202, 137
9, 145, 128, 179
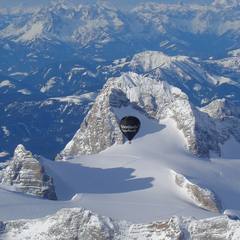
46, 161, 154, 200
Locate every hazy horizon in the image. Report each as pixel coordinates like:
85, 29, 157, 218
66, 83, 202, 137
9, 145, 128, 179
0, 0, 213, 11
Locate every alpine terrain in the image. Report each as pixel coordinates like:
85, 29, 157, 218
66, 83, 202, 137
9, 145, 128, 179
0, 0, 240, 239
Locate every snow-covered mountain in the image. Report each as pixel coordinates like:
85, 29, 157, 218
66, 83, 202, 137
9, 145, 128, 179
1, 0, 240, 158
0, 2, 128, 75
1, 1, 240, 239
1, 81, 240, 239
0, 144, 56, 200
58, 53, 240, 159
1, 208, 240, 240
213, 0, 240, 6
1, 0, 240, 75
0, 2, 124, 45
0, 60, 106, 159
105, 51, 240, 105
1, 114, 240, 238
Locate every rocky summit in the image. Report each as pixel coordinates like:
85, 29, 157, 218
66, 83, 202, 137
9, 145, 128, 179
1, 208, 240, 240
171, 170, 221, 213
58, 68, 240, 159
0, 144, 57, 200
0, 1, 240, 239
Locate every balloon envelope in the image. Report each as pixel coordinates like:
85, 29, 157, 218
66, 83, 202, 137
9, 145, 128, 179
119, 116, 141, 141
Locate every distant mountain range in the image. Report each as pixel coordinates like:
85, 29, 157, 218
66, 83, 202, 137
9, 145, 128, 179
1, 0, 240, 159
58, 51, 240, 160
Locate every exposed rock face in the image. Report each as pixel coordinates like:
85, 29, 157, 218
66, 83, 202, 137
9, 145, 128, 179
171, 170, 221, 213
0, 144, 57, 200
128, 217, 183, 240
56, 85, 127, 159
187, 217, 240, 240
0, 208, 120, 240
1, 208, 240, 240
57, 72, 191, 159
58, 71, 240, 160
201, 99, 240, 153
106, 51, 240, 106
223, 209, 240, 220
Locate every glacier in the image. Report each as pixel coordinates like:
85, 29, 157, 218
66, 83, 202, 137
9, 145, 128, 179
0, 1, 240, 239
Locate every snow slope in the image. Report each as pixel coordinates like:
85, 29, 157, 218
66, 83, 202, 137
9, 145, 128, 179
1, 106, 240, 224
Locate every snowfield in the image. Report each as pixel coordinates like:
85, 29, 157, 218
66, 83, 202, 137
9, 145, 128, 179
0, 1, 240, 238
1, 107, 240, 225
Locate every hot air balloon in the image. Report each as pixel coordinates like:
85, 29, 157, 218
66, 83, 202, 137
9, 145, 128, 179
119, 116, 141, 143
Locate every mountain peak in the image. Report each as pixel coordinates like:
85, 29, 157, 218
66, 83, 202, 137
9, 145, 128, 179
202, 98, 240, 119
130, 51, 189, 72
58, 65, 240, 159
14, 144, 33, 160
0, 145, 57, 200
212, 0, 240, 6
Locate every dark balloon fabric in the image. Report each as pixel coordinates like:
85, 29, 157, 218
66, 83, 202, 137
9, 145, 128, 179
119, 116, 141, 141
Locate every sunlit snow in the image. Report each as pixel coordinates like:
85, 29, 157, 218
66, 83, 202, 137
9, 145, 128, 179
1, 107, 240, 223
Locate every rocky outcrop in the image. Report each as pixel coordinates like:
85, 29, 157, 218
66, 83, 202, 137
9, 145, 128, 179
0, 144, 57, 200
58, 71, 240, 160
0, 208, 120, 240
201, 99, 240, 151
171, 170, 221, 213
56, 72, 192, 159
56, 86, 126, 159
107, 51, 240, 106
1, 208, 240, 240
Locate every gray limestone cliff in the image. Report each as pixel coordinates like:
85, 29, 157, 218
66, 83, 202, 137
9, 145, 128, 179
0, 144, 57, 200
171, 170, 221, 213
1, 208, 240, 240
57, 71, 240, 160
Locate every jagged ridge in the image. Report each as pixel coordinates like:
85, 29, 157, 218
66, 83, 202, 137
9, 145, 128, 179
58, 70, 240, 159
1, 208, 240, 240
0, 144, 57, 200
